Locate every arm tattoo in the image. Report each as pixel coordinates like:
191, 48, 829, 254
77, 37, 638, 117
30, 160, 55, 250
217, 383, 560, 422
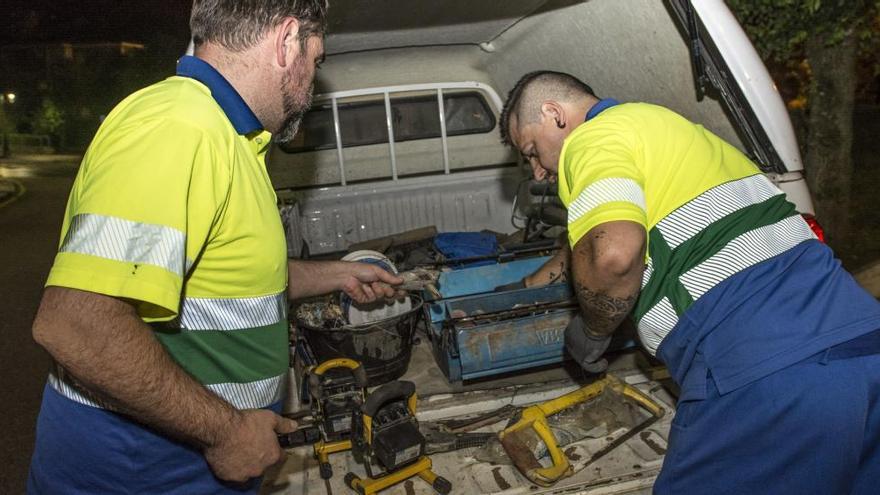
544, 260, 570, 285
575, 283, 637, 337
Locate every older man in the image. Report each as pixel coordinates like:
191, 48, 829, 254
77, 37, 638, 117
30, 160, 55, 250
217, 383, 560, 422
501, 70, 880, 494
28, 1, 401, 493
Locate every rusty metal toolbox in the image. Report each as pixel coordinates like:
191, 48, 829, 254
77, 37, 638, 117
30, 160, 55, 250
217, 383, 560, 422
424, 256, 575, 382
424, 256, 637, 383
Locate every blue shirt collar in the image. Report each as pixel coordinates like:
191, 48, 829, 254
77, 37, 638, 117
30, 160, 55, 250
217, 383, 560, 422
585, 98, 620, 122
176, 55, 263, 135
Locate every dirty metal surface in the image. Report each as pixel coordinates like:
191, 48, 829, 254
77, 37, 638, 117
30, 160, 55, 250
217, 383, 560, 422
457, 310, 575, 379
262, 371, 675, 495
427, 275, 578, 381
431, 256, 552, 302
428, 281, 636, 382
442, 282, 573, 319
288, 168, 521, 255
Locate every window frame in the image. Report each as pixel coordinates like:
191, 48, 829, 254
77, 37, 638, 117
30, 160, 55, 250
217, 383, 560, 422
274, 82, 505, 185
281, 90, 495, 154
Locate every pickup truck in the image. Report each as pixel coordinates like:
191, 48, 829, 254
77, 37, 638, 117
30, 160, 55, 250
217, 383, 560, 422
261, 1, 823, 493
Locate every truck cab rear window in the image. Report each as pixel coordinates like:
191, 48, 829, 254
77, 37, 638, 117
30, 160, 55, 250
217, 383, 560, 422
279, 92, 495, 153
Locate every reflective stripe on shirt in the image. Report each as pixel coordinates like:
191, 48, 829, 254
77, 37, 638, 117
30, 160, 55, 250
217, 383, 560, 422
174, 292, 288, 331
60, 213, 190, 276
678, 215, 815, 301
636, 214, 815, 354
641, 257, 654, 290
567, 177, 646, 225
48, 369, 285, 410
655, 174, 783, 249
47, 292, 289, 411
637, 297, 678, 355
48, 370, 114, 410
204, 374, 285, 410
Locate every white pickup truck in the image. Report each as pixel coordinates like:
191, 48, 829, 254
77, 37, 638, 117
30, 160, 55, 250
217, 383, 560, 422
262, 1, 822, 493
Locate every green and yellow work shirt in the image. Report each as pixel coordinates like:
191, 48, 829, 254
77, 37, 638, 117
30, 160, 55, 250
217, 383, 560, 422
558, 102, 815, 356
46, 55, 289, 410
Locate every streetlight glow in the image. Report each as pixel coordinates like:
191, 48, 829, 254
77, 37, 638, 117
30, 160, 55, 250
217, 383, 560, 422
4, 93, 15, 104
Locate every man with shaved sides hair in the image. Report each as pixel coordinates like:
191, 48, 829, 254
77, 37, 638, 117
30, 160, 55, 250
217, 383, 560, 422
28, 1, 404, 493
501, 70, 880, 494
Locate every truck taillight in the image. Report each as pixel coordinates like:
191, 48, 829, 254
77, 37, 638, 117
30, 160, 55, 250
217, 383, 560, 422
802, 214, 826, 243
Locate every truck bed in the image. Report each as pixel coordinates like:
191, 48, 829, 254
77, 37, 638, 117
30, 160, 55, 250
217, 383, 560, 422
263, 345, 677, 495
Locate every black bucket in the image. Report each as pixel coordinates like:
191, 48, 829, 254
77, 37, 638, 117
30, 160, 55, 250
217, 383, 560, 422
295, 295, 423, 387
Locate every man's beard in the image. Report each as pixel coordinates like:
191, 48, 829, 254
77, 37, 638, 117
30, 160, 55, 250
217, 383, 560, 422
276, 67, 314, 144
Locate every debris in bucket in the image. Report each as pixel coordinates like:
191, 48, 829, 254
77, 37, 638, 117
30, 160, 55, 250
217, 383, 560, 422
295, 295, 424, 386
295, 302, 346, 330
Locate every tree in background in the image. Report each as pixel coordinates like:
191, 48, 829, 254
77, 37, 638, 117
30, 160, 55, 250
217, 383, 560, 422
39, 39, 183, 152
33, 98, 65, 150
728, 0, 880, 247
0, 102, 12, 158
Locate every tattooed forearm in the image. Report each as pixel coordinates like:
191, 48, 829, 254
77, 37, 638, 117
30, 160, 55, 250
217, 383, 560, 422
545, 261, 569, 285
574, 284, 637, 337
556, 261, 568, 283
568, 221, 646, 337
526, 250, 571, 287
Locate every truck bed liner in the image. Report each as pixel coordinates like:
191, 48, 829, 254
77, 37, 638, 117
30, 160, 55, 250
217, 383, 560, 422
264, 347, 676, 495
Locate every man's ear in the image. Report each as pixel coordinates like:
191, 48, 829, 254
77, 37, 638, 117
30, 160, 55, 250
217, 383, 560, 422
540, 101, 566, 129
274, 17, 301, 69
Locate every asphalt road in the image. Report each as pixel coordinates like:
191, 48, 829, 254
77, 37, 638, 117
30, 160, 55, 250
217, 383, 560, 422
0, 157, 78, 492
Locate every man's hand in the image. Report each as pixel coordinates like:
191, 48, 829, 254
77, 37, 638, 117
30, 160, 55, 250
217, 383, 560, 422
33, 287, 292, 477
339, 262, 405, 304
564, 314, 612, 373
204, 410, 297, 483
288, 259, 405, 302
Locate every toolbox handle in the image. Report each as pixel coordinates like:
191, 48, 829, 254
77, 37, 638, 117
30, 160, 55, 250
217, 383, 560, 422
362, 380, 416, 417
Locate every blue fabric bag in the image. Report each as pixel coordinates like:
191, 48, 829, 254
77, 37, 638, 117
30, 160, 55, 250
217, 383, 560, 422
433, 232, 499, 269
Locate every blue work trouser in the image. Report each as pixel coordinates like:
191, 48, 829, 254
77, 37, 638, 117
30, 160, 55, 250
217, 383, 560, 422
654, 346, 880, 495
28, 384, 277, 494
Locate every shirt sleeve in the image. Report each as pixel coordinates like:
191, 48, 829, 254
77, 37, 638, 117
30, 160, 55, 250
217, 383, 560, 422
46, 117, 230, 320
560, 123, 648, 248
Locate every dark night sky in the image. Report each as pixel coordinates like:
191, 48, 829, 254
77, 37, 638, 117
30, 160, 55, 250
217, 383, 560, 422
1, 0, 192, 45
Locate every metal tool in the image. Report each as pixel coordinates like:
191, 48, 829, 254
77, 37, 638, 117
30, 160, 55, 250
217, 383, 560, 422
415, 242, 557, 268
346, 380, 452, 495
420, 424, 495, 455
395, 267, 441, 299
498, 374, 665, 487
420, 404, 519, 454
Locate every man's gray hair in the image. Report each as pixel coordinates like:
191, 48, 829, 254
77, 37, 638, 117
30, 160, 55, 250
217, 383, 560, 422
191, 0, 329, 51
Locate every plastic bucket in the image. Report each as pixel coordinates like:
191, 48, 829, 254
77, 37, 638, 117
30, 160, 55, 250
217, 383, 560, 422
339, 250, 412, 325
296, 295, 423, 386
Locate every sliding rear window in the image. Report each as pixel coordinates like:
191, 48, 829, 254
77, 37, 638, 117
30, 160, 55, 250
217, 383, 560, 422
279, 91, 495, 153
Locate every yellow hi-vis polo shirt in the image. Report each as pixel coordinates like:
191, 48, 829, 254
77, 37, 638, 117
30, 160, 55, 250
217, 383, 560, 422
558, 102, 815, 356
46, 56, 289, 410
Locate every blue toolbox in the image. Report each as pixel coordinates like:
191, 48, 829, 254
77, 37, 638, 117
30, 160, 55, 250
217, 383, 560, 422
424, 255, 636, 383
425, 256, 572, 383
